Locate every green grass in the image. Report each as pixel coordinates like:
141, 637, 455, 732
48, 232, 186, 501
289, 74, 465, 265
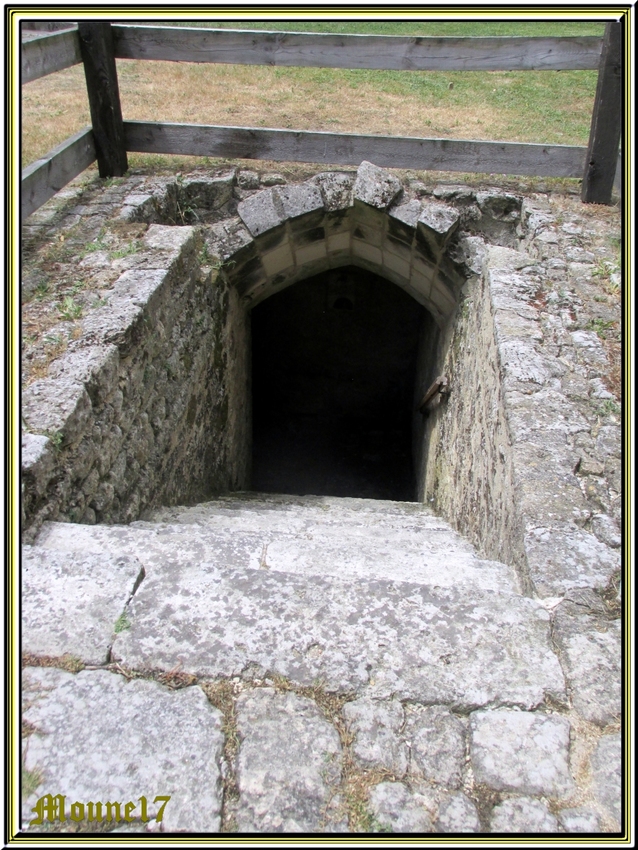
21, 19, 607, 173
167, 21, 605, 37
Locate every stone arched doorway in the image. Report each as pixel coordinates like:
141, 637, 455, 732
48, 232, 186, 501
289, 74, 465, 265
251, 265, 427, 500
211, 161, 465, 500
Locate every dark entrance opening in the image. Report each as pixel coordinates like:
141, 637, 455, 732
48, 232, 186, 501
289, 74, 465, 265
251, 266, 426, 500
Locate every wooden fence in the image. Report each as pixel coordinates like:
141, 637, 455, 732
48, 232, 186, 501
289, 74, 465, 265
20, 20, 623, 220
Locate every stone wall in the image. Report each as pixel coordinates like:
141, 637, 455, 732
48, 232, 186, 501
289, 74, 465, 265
22, 225, 250, 539
21, 164, 622, 611
417, 238, 528, 582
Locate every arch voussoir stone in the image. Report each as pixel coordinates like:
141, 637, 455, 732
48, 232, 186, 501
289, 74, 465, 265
211, 161, 463, 325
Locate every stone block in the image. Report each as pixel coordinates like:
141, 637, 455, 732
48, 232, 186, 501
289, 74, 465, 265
404, 705, 466, 789
275, 183, 324, 220
387, 200, 421, 246
367, 782, 433, 833
22, 379, 92, 447
262, 244, 295, 277
208, 218, 255, 263
21, 434, 55, 498
429, 279, 457, 316
293, 226, 326, 246
408, 272, 433, 305
311, 171, 355, 211
112, 269, 168, 311
179, 171, 236, 210
417, 201, 460, 250
343, 697, 408, 775
476, 191, 521, 222
22, 668, 224, 832
552, 605, 621, 725
591, 514, 621, 548
112, 556, 565, 708
352, 161, 402, 210
237, 170, 260, 190
470, 708, 574, 797
326, 231, 350, 255
237, 188, 285, 237
235, 688, 344, 832
22, 546, 144, 665
490, 797, 559, 832
295, 241, 327, 266
436, 793, 480, 832
524, 525, 620, 597
383, 234, 413, 263
557, 807, 601, 832
382, 251, 411, 281
352, 240, 382, 267
143, 223, 196, 254
80, 299, 145, 353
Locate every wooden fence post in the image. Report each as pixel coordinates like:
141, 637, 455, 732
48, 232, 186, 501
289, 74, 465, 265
77, 21, 128, 177
581, 21, 622, 204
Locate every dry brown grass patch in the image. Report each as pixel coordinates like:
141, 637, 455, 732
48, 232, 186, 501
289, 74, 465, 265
22, 653, 85, 673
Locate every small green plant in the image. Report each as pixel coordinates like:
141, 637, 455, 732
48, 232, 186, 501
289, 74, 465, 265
80, 229, 109, 256
44, 430, 64, 450
71, 280, 88, 295
198, 242, 212, 265
34, 281, 51, 301
22, 765, 43, 797
58, 296, 83, 321
114, 612, 131, 633
592, 258, 621, 295
586, 318, 616, 340
597, 399, 621, 417
109, 241, 141, 260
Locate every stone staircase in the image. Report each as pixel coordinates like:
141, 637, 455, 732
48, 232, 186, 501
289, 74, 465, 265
22, 493, 603, 834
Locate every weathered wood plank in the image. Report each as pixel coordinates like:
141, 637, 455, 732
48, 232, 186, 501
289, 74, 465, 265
21, 22, 76, 33
124, 121, 587, 178
78, 22, 127, 178
582, 21, 622, 204
112, 26, 603, 71
21, 28, 82, 83
22, 128, 95, 220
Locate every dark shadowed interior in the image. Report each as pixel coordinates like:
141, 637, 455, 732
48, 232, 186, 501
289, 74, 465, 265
250, 266, 426, 500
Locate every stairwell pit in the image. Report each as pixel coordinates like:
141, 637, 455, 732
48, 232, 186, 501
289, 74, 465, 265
22, 163, 526, 573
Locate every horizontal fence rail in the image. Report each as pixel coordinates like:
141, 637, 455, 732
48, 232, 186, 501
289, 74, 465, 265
20, 21, 622, 217
111, 26, 604, 71
21, 25, 604, 82
21, 128, 96, 220
125, 120, 587, 178
21, 27, 81, 83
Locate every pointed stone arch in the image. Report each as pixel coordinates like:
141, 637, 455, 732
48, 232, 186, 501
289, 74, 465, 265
209, 162, 466, 325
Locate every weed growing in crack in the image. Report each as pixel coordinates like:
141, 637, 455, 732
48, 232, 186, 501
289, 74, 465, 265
110, 241, 142, 260
44, 430, 64, 451
33, 281, 51, 302
22, 765, 43, 798
200, 679, 241, 832
58, 296, 83, 321
113, 612, 131, 633
586, 317, 616, 340
596, 399, 621, 417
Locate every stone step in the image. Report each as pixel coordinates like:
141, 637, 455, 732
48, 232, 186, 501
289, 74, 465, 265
35, 518, 519, 594
110, 552, 563, 710
23, 543, 563, 712
142, 492, 453, 532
